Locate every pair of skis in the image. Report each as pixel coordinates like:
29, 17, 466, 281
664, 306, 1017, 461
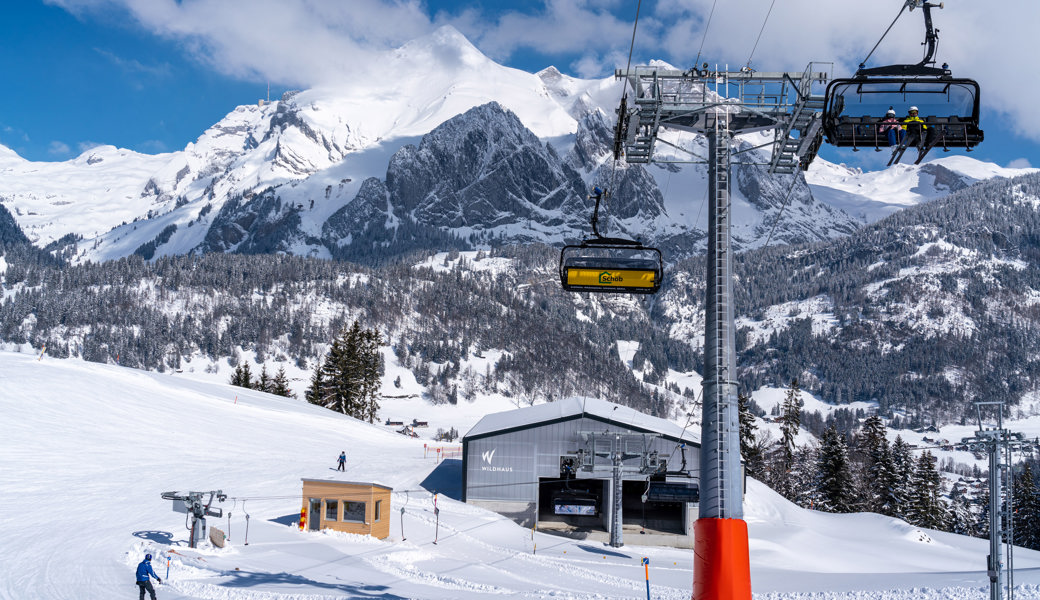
888, 130, 940, 166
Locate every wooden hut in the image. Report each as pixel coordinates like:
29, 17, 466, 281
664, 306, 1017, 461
300, 479, 392, 539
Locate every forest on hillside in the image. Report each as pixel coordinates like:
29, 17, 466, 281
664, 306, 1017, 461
2, 172, 1040, 427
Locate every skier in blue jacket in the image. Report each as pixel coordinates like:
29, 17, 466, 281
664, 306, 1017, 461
135, 553, 161, 600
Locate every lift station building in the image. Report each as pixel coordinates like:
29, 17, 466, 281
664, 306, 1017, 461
462, 397, 701, 543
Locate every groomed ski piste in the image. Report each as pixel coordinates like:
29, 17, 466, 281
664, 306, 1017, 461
3, 348, 1040, 600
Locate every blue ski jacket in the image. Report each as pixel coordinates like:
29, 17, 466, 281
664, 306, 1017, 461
136, 559, 159, 582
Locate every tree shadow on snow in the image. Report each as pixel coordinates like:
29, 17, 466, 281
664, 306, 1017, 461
132, 530, 179, 545
576, 544, 631, 559
221, 569, 408, 598
269, 513, 298, 526
418, 458, 461, 500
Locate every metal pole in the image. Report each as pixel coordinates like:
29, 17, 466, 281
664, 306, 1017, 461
692, 105, 752, 600
988, 439, 1004, 600
611, 440, 624, 548
433, 493, 440, 545
699, 125, 743, 521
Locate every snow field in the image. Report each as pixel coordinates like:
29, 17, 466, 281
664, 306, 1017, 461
4, 349, 1040, 599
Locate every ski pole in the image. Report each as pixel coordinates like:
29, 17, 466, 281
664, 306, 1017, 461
166, 557, 171, 582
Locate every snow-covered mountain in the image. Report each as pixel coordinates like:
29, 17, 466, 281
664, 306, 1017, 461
5, 26, 1027, 265
806, 154, 1038, 222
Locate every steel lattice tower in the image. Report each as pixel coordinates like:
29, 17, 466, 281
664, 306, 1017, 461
616, 63, 829, 600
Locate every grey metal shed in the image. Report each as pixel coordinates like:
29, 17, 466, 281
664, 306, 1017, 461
462, 397, 701, 541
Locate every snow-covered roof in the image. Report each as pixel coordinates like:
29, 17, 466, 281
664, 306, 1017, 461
463, 396, 700, 445
301, 478, 392, 491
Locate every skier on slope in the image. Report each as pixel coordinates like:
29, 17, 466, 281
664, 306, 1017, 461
135, 553, 161, 600
337, 451, 346, 471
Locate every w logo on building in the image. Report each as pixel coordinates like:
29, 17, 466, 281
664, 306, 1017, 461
482, 449, 496, 464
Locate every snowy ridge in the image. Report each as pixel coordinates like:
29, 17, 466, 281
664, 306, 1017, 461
4, 349, 1040, 599
0, 27, 1028, 265
806, 155, 1038, 223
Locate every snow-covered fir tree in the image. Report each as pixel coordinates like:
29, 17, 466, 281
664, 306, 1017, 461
306, 320, 384, 422
817, 425, 857, 512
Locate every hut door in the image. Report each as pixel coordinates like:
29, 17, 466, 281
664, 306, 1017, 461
309, 498, 322, 531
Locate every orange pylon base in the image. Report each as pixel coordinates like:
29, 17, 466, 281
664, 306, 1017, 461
692, 518, 752, 600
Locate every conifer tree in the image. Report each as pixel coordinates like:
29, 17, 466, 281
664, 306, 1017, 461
257, 363, 272, 393
790, 445, 821, 508
873, 442, 900, 516
858, 415, 891, 512
817, 425, 857, 512
948, 485, 980, 538
230, 362, 254, 389
305, 320, 383, 422
778, 379, 804, 473
271, 365, 295, 398
1013, 462, 1040, 550
888, 436, 915, 521
909, 450, 949, 530
738, 392, 764, 478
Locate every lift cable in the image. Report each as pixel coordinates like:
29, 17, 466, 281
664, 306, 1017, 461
608, 0, 645, 196
762, 174, 801, 248
746, 0, 779, 68
860, 2, 911, 68
693, 0, 719, 69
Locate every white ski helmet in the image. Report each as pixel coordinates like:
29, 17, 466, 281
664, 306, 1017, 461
886, 109, 896, 116
909, 106, 919, 112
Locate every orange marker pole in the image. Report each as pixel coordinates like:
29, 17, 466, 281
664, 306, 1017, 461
642, 557, 650, 600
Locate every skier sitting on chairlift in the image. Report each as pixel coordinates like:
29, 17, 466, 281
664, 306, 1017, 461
879, 108, 903, 146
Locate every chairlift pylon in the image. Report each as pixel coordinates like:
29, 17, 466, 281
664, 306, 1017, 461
821, 1, 983, 163
559, 187, 663, 294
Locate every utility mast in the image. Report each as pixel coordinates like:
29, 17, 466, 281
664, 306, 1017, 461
575, 431, 664, 548
163, 490, 226, 548
962, 402, 1027, 600
616, 63, 829, 600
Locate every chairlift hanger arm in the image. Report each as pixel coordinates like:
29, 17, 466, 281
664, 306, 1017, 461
861, 0, 944, 70
908, 1, 943, 67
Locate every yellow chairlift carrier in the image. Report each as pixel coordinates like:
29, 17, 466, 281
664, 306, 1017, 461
559, 187, 663, 295
560, 239, 662, 294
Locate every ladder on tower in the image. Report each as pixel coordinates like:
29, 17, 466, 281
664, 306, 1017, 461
768, 63, 831, 174
714, 116, 731, 515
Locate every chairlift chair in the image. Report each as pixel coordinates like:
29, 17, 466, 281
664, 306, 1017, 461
821, 1, 983, 163
552, 458, 599, 515
559, 187, 664, 294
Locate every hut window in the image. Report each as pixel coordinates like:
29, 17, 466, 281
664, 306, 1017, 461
374, 499, 382, 522
343, 501, 366, 523
325, 499, 338, 521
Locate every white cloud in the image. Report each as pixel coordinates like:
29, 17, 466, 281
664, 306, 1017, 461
136, 139, 169, 154
48, 141, 71, 156
46, 0, 1040, 141
50, 0, 433, 86
1007, 158, 1033, 169
77, 141, 103, 153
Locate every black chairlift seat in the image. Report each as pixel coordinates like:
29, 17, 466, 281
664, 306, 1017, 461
559, 237, 663, 294
823, 71, 983, 152
552, 489, 598, 516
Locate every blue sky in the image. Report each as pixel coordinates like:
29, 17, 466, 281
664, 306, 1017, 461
2, 0, 1036, 171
